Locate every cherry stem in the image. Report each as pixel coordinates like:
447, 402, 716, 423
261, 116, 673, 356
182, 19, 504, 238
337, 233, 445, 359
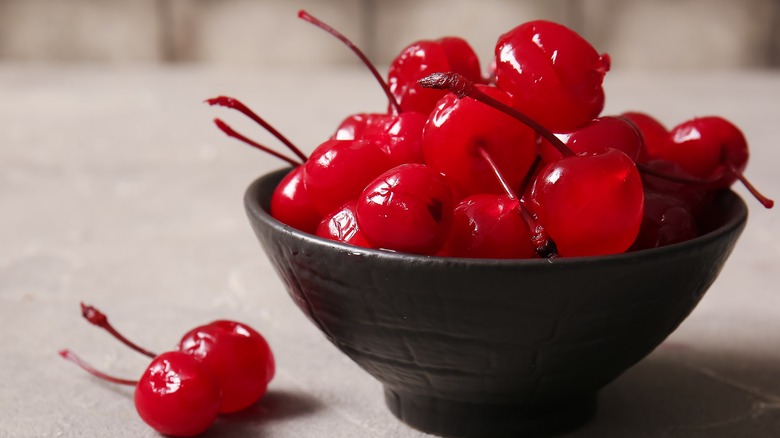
477, 146, 558, 258
206, 96, 308, 162
59, 349, 138, 386
81, 303, 156, 359
298, 9, 403, 116
419, 72, 772, 201
213, 118, 303, 167
418, 72, 575, 158
731, 165, 774, 208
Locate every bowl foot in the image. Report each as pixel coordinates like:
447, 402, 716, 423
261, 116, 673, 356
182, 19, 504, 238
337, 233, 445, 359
384, 387, 597, 438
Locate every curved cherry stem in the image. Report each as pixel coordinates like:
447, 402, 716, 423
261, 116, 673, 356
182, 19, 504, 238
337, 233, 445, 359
731, 165, 774, 208
59, 349, 138, 386
81, 303, 156, 359
418, 72, 575, 158
298, 10, 402, 116
213, 118, 303, 167
477, 146, 558, 258
206, 96, 308, 162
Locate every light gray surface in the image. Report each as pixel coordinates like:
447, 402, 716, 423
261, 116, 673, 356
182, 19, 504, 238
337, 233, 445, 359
1, 64, 779, 437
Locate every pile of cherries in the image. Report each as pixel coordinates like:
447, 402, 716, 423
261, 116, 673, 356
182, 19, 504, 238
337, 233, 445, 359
213, 11, 773, 259
60, 304, 274, 437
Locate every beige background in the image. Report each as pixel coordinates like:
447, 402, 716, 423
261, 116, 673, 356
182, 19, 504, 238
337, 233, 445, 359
1, 0, 779, 70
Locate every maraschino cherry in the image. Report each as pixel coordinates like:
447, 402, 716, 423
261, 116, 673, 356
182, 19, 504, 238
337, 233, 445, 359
419, 71, 644, 256
654, 116, 773, 208
421, 83, 538, 198
77, 303, 274, 414
388, 36, 483, 114
356, 163, 455, 255
494, 20, 611, 132
59, 349, 221, 437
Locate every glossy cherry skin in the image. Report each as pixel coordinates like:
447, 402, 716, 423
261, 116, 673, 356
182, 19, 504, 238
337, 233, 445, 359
134, 351, 221, 437
179, 320, 274, 413
303, 139, 396, 216
629, 191, 697, 251
421, 84, 537, 198
356, 163, 455, 255
388, 37, 482, 114
441, 194, 535, 259
316, 201, 372, 247
620, 111, 670, 163
271, 166, 321, 234
657, 116, 748, 188
494, 20, 610, 132
539, 116, 643, 163
528, 149, 644, 257
333, 112, 426, 166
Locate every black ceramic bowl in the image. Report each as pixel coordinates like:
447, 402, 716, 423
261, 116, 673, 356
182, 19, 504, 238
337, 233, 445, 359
245, 168, 747, 438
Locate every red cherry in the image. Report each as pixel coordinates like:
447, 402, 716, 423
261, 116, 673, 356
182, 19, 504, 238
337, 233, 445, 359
333, 111, 427, 166
539, 116, 643, 163
179, 320, 274, 414
135, 352, 222, 436
419, 72, 644, 257
316, 201, 372, 247
79, 304, 275, 415
442, 194, 535, 259
421, 84, 537, 197
528, 149, 645, 257
657, 116, 772, 208
494, 20, 610, 132
388, 37, 483, 114
629, 191, 698, 251
303, 139, 396, 216
356, 163, 455, 255
59, 349, 221, 437
271, 166, 321, 234
620, 111, 670, 163
639, 159, 711, 217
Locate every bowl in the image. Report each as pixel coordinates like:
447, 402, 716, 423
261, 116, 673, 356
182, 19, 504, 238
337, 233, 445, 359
244, 167, 747, 437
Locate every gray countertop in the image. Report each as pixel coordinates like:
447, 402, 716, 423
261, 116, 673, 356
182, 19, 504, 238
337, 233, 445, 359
1, 64, 779, 437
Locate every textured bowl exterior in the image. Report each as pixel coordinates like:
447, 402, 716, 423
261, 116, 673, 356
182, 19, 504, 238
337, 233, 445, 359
245, 168, 747, 437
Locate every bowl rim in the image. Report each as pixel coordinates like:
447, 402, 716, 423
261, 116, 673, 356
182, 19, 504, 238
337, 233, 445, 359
245, 167, 748, 268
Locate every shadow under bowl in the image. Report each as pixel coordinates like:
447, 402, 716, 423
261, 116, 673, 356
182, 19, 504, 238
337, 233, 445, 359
244, 168, 747, 438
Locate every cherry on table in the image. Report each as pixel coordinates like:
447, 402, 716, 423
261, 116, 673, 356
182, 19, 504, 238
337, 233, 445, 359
78, 303, 275, 415
179, 320, 275, 414
59, 349, 221, 437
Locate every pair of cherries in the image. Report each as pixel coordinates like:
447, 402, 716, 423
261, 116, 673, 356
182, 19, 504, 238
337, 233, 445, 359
60, 304, 274, 437
212, 11, 772, 260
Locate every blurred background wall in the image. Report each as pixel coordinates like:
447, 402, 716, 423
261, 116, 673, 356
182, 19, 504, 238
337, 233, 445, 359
1, 0, 778, 70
